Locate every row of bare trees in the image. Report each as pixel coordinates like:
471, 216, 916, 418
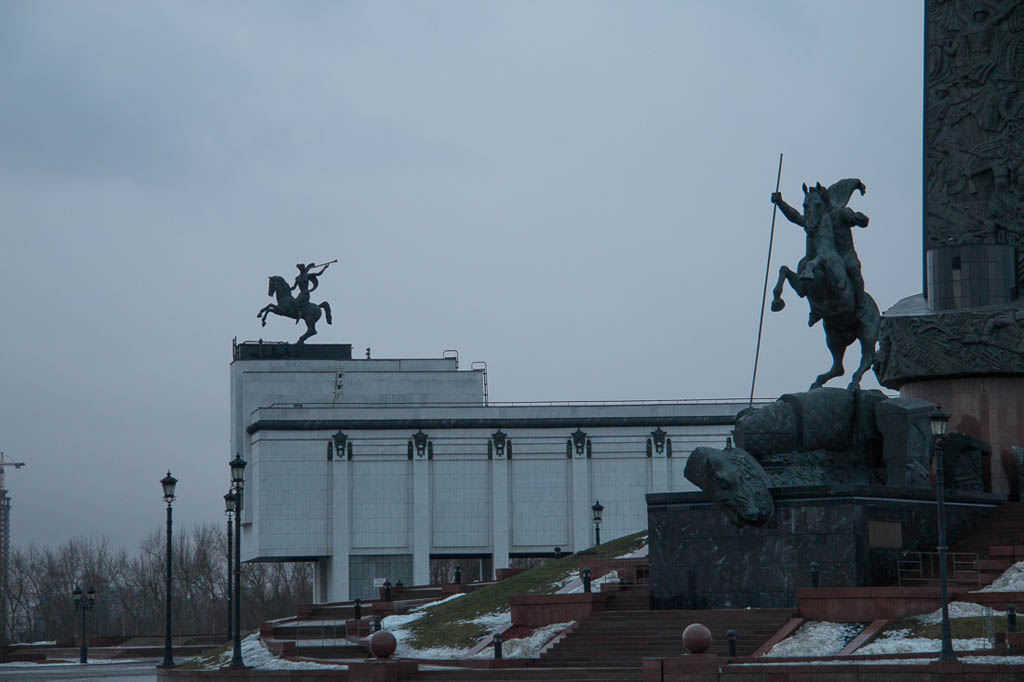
4, 523, 311, 643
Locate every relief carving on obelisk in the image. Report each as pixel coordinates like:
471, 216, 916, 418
925, 2, 1024, 264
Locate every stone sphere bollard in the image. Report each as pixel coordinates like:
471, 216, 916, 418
368, 630, 397, 659
682, 623, 712, 654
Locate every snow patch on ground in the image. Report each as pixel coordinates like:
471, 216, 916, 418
0, 658, 150, 667
915, 601, 1006, 624
468, 609, 512, 630
763, 621, 862, 657
382, 597, 508, 659
962, 655, 1024, 664
409, 592, 466, 610
857, 633, 992, 655
617, 544, 648, 559
975, 560, 1024, 592
566, 570, 619, 593
551, 571, 580, 593
468, 622, 574, 659
206, 632, 347, 670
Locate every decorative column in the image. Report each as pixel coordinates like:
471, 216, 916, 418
411, 431, 431, 585
490, 430, 510, 577
320, 430, 351, 602
569, 429, 592, 550
650, 428, 672, 493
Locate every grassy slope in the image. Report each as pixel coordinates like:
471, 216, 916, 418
407, 531, 647, 650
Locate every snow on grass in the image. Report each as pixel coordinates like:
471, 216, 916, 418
617, 544, 648, 559
763, 621, 862, 657
856, 629, 992, 655
975, 560, 1024, 592
551, 571, 581, 593
201, 632, 346, 670
381, 593, 491, 659
412, 592, 466, 610
468, 609, 511, 630
565, 570, 619, 594
962, 655, 1024, 664
467, 622, 574, 659
915, 601, 1006, 624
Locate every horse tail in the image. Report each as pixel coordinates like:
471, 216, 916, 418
320, 301, 332, 325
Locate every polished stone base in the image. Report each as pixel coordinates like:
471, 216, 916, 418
901, 375, 1024, 495
646, 486, 1004, 610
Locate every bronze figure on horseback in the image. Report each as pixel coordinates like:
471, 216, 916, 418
770, 179, 879, 390
257, 260, 335, 344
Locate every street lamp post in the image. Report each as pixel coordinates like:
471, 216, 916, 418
228, 454, 247, 668
224, 490, 236, 642
930, 408, 956, 662
591, 500, 604, 546
72, 585, 95, 664
160, 471, 177, 669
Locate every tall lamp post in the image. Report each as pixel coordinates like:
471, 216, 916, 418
160, 471, 177, 669
228, 454, 247, 669
72, 585, 95, 664
930, 408, 956, 662
224, 490, 236, 642
592, 500, 604, 546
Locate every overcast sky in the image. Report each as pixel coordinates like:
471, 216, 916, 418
1, 1, 925, 551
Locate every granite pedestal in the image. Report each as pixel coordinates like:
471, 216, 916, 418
647, 486, 1003, 609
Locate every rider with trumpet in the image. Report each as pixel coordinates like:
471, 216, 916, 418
291, 260, 335, 322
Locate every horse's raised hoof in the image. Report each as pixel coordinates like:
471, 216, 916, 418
261, 319, 266, 327
771, 299, 785, 312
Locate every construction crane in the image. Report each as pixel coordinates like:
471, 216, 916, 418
0, 452, 25, 647
0, 451, 25, 492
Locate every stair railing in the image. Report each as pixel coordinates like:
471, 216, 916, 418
897, 551, 980, 586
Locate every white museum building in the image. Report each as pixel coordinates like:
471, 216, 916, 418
231, 341, 750, 602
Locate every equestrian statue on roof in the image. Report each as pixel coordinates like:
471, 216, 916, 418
257, 260, 335, 344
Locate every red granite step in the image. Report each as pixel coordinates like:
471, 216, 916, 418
409, 668, 642, 682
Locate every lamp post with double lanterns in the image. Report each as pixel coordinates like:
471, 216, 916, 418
592, 500, 604, 546
930, 408, 956, 663
224, 490, 236, 642
72, 585, 96, 664
228, 454, 247, 669
160, 471, 177, 669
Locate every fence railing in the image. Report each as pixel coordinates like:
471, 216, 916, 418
896, 551, 980, 586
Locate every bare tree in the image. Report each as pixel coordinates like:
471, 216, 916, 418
7, 524, 312, 642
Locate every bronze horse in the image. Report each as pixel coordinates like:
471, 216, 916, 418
257, 275, 333, 344
770, 180, 879, 390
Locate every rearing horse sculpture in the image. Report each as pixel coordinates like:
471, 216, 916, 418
257, 275, 333, 344
770, 180, 879, 390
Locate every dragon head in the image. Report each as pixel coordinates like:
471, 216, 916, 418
685, 444, 775, 527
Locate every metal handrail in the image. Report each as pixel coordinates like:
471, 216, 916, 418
897, 551, 980, 586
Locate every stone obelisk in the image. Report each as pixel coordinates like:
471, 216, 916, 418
876, 0, 1024, 494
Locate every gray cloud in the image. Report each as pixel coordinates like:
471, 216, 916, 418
1, 0, 925, 550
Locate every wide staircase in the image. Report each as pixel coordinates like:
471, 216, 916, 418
267, 582, 492, 660
266, 600, 377, 659
409, 667, 644, 682
537, 599, 795, 667
948, 501, 1024, 586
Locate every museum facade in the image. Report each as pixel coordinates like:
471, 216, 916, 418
231, 341, 752, 601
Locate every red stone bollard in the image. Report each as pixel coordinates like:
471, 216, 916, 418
682, 623, 712, 654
